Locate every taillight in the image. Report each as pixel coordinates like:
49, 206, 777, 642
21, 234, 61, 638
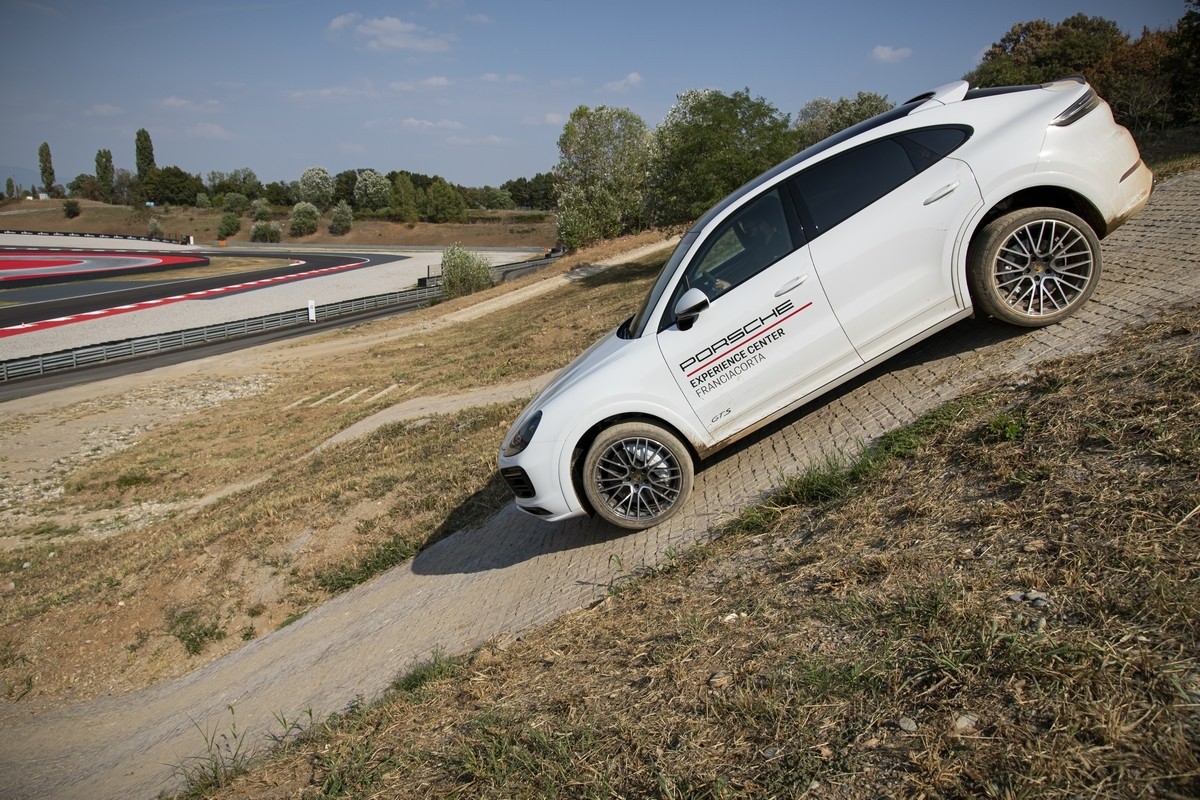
1052, 90, 1100, 127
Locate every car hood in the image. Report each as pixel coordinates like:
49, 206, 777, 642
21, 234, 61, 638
528, 325, 632, 413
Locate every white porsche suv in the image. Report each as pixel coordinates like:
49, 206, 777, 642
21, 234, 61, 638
499, 77, 1153, 530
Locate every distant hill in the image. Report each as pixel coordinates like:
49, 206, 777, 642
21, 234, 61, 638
1, 165, 41, 192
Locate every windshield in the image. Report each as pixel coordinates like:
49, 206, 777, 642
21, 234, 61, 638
625, 230, 700, 338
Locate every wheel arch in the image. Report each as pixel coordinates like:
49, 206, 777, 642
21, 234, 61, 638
972, 185, 1107, 246
569, 412, 701, 518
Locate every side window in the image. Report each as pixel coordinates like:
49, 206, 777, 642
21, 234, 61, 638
790, 139, 916, 235
897, 126, 970, 174
790, 126, 971, 237
681, 189, 794, 302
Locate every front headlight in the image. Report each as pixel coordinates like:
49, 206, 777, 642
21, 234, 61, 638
503, 410, 543, 457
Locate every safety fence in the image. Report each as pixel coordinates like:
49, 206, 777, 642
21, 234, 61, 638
0, 228, 189, 246
1, 255, 556, 383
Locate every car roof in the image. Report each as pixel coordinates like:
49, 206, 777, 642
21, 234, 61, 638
690, 77, 1089, 237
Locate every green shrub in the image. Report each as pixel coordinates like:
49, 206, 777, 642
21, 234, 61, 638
329, 200, 353, 235
62, 199, 81, 218
223, 192, 249, 214
288, 201, 320, 237
148, 217, 164, 237
251, 198, 273, 222
441, 243, 493, 298
195, 193, 211, 209
217, 211, 241, 239
250, 221, 281, 243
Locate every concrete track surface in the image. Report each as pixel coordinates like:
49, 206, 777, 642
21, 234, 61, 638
1, 173, 1197, 799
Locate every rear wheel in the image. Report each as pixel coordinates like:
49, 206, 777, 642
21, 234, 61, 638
582, 422, 693, 530
968, 207, 1102, 327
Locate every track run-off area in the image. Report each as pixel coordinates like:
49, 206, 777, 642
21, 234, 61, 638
0, 248, 380, 338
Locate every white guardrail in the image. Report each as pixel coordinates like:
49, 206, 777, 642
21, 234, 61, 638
1, 257, 556, 383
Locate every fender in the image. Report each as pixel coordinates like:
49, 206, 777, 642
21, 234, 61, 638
549, 393, 710, 515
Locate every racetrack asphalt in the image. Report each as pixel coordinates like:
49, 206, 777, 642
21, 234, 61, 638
0, 244, 537, 360
0, 173, 1197, 799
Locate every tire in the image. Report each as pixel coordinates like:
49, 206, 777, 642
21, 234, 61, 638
967, 207, 1102, 327
582, 422, 694, 530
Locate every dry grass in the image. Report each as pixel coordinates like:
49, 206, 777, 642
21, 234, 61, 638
197, 304, 1199, 800
0, 239, 672, 704
1136, 126, 1200, 181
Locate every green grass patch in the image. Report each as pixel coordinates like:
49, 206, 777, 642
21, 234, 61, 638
167, 608, 227, 656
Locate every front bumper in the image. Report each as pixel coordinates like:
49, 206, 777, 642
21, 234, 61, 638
497, 441, 586, 522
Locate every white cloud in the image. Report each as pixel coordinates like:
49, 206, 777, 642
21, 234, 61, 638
390, 76, 452, 91
602, 72, 644, 93
288, 82, 380, 102
447, 134, 509, 146
521, 113, 567, 126
85, 104, 122, 117
328, 12, 360, 32
872, 45, 912, 64
13, 0, 61, 18
364, 116, 463, 130
340, 15, 450, 53
465, 13, 493, 24
401, 117, 465, 130
481, 72, 525, 84
159, 96, 223, 113
186, 122, 234, 140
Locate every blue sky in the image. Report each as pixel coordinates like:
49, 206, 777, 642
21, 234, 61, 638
0, 0, 1187, 190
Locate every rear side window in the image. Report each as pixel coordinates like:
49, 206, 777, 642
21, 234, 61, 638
897, 126, 970, 168
789, 125, 971, 236
790, 139, 915, 234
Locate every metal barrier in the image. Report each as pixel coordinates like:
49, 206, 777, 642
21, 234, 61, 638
1, 256, 556, 383
0, 228, 188, 246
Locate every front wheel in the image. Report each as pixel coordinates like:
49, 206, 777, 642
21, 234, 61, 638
967, 207, 1102, 327
582, 422, 694, 530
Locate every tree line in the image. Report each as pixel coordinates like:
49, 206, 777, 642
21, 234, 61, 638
554, 8, 1200, 249
14, 127, 557, 223
11, 8, 1197, 247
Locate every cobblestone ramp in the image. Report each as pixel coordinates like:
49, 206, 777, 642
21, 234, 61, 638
1, 173, 1197, 800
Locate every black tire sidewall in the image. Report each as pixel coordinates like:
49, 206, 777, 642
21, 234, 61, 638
967, 207, 1102, 327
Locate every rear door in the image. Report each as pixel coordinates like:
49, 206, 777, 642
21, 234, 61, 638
789, 127, 981, 360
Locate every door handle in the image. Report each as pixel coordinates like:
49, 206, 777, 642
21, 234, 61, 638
923, 181, 960, 205
774, 274, 809, 297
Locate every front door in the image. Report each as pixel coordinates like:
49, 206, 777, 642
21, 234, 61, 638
655, 188, 861, 440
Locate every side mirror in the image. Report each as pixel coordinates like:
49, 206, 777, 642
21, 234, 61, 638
674, 287, 710, 331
